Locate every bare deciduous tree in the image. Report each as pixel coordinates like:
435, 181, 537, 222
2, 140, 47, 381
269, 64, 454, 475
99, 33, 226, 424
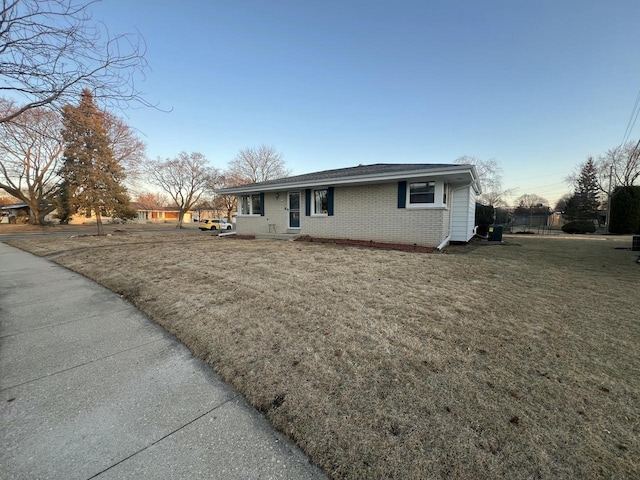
0, 99, 63, 224
595, 139, 640, 192
135, 191, 168, 208
228, 145, 290, 183
0, 0, 151, 124
213, 172, 250, 221
145, 152, 219, 228
565, 140, 640, 196
516, 193, 549, 208
104, 111, 146, 179
455, 155, 513, 206
0, 95, 145, 224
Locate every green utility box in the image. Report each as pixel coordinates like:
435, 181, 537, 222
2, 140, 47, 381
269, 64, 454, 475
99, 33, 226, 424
488, 225, 503, 242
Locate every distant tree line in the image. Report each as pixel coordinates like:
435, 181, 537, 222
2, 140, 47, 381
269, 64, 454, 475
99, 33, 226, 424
561, 140, 640, 232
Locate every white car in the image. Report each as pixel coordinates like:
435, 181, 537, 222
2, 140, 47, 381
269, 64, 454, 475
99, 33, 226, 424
212, 218, 233, 230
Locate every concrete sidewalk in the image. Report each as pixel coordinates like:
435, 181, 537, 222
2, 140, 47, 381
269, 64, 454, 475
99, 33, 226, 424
0, 242, 326, 479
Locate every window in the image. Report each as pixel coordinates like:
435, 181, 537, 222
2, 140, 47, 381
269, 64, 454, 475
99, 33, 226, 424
239, 193, 262, 215
240, 195, 250, 215
306, 187, 334, 216
313, 189, 328, 214
400, 181, 447, 209
251, 193, 261, 215
409, 182, 435, 204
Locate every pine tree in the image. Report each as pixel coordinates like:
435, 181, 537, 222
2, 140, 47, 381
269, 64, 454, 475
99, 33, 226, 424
565, 157, 600, 221
59, 89, 131, 234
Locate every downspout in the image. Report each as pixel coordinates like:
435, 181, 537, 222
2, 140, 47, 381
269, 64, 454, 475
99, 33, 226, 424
437, 184, 468, 251
436, 233, 451, 251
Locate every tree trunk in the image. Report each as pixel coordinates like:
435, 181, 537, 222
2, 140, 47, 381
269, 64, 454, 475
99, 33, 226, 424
26, 198, 45, 225
177, 210, 184, 229
96, 212, 104, 235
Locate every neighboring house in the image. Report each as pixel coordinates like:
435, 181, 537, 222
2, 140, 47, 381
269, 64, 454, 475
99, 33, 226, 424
130, 202, 193, 224
0, 202, 55, 223
216, 163, 481, 248
0, 203, 29, 223
66, 203, 193, 224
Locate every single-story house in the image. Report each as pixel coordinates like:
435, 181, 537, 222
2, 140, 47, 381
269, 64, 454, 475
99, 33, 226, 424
0, 203, 30, 223
129, 202, 194, 224
66, 203, 193, 224
216, 163, 481, 249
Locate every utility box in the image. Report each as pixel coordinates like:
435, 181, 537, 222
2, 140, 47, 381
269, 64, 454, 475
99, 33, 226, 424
488, 225, 503, 242
633, 235, 640, 252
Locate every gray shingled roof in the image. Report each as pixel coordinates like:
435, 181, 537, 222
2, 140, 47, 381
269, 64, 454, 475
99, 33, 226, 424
225, 163, 465, 190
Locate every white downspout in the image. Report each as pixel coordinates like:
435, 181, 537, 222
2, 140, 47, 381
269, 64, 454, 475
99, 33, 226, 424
436, 233, 451, 251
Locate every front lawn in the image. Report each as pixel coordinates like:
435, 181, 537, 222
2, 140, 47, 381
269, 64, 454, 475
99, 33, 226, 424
9, 233, 639, 479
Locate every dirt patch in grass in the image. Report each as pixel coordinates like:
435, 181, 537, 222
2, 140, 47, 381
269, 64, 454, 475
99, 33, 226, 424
7, 234, 639, 479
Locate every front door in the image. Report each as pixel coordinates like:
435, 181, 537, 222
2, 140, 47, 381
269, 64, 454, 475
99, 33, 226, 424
288, 192, 300, 229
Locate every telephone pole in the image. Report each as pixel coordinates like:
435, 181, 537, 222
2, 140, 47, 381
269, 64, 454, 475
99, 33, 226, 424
605, 163, 613, 234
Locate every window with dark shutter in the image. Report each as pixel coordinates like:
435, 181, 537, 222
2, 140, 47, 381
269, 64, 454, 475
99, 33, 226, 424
327, 187, 334, 216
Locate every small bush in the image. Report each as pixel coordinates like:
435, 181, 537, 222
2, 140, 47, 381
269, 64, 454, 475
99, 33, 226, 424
475, 204, 495, 236
562, 220, 596, 234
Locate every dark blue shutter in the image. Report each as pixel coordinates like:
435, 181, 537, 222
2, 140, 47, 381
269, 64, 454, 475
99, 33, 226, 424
398, 181, 407, 208
305, 189, 311, 216
327, 187, 334, 216
260, 192, 265, 216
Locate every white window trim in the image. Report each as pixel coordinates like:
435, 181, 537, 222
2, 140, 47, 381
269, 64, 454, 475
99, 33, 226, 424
406, 180, 448, 209
311, 188, 329, 216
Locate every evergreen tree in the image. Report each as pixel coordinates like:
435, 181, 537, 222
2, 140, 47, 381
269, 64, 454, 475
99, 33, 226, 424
53, 180, 74, 224
565, 157, 600, 221
58, 89, 131, 234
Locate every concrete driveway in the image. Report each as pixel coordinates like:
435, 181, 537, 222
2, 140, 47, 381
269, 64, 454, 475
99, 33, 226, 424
0, 242, 326, 479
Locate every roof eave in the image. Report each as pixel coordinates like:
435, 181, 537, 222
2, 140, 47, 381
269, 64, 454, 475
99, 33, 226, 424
217, 165, 478, 195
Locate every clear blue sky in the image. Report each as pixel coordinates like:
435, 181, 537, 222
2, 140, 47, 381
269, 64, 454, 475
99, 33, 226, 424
94, 0, 640, 206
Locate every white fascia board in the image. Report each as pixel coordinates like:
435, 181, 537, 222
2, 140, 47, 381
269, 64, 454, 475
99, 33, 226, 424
469, 165, 482, 194
217, 165, 476, 195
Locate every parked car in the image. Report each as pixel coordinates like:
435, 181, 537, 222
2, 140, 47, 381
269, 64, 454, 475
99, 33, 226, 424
213, 218, 233, 230
199, 219, 220, 231
199, 219, 233, 231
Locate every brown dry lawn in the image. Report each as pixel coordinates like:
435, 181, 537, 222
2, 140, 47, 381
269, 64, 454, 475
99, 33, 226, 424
7, 231, 639, 479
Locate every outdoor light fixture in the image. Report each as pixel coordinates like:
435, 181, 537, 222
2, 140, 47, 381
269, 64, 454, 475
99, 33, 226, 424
275, 193, 280, 199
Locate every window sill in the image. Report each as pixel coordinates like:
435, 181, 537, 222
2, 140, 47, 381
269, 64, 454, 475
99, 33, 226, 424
407, 204, 448, 209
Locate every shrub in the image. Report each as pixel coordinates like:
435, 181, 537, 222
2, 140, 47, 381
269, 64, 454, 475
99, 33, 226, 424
475, 203, 495, 236
609, 186, 640, 234
562, 220, 596, 234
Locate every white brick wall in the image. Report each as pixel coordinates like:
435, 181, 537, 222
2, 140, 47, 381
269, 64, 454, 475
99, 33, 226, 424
235, 184, 453, 246
306, 183, 448, 246
235, 193, 295, 235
